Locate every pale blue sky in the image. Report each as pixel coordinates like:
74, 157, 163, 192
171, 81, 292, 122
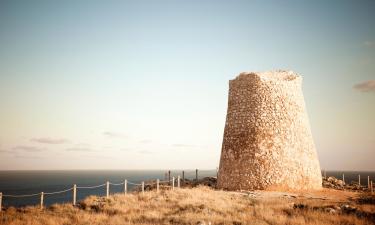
0, 0, 374, 170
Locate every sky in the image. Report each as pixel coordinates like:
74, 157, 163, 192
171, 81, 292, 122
0, 0, 374, 171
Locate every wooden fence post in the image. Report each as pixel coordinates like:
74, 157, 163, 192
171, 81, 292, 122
157, 179, 159, 193
196, 169, 198, 181
371, 181, 373, 193
182, 171, 185, 182
342, 174, 345, 183
177, 175, 180, 188
368, 176, 370, 189
40, 192, 44, 209
359, 175, 361, 187
124, 179, 127, 194
168, 170, 171, 185
106, 181, 109, 198
172, 177, 175, 190
142, 181, 145, 194
73, 184, 77, 206
0, 192, 2, 211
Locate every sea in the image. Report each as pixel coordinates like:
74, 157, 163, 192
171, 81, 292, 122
0, 170, 373, 208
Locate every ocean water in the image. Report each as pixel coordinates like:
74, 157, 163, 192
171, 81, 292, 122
0, 170, 373, 208
0, 170, 216, 208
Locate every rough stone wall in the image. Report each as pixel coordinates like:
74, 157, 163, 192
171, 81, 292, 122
217, 70, 322, 190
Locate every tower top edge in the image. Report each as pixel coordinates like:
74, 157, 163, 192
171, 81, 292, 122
232, 70, 302, 82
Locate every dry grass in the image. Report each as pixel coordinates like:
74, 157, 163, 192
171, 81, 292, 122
0, 186, 374, 225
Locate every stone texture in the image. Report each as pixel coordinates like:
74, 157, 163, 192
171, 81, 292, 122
217, 70, 322, 190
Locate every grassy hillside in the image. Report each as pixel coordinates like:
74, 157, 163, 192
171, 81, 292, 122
1, 186, 374, 225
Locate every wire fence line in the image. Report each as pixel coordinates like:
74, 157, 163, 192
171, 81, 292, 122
76, 183, 107, 189
109, 182, 125, 186
0, 177, 184, 210
126, 181, 142, 186
2, 181, 144, 198
44, 187, 74, 195
164, 169, 218, 183
2, 193, 41, 198
0, 169, 218, 210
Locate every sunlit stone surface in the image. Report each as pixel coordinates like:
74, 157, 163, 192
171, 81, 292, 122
217, 70, 322, 190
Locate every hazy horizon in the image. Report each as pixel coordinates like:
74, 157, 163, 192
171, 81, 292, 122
1, 0, 374, 171
0, 169, 375, 172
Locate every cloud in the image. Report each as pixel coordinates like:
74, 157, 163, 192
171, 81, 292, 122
12, 146, 45, 152
65, 147, 94, 152
103, 131, 127, 138
14, 155, 43, 159
363, 41, 375, 47
77, 154, 114, 159
31, 137, 69, 144
138, 150, 153, 154
76, 143, 91, 147
171, 144, 198, 148
353, 80, 375, 92
0, 149, 16, 154
139, 139, 152, 144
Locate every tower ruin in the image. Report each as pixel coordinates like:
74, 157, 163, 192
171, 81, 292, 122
217, 70, 322, 190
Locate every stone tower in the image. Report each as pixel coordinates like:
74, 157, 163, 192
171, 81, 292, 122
217, 70, 322, 190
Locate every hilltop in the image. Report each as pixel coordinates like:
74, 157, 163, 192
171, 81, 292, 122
1, 183, 374, 225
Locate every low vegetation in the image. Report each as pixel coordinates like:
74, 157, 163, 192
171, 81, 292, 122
1, 186, 374, 225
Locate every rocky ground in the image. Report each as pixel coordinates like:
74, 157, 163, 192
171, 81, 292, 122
322, 176, 372, 191
1, 176, 374, 225
143, 175, 372, 192
142, 176, 375, 221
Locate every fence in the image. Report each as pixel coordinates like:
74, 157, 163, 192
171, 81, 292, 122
0, 177, 182, 210
0, 169, 215, 210
321, 170, 374, 192
1, 169, 373, 211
